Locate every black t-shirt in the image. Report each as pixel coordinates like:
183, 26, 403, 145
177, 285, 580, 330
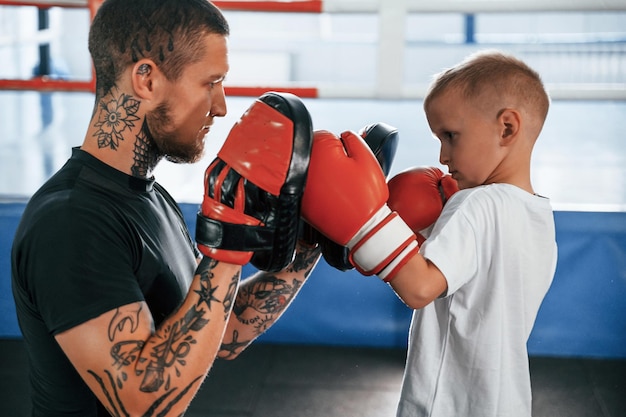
11, 148, 199, 416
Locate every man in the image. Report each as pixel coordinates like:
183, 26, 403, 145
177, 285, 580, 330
11, 1, 320, 415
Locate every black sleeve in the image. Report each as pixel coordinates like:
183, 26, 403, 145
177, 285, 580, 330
23, 199, 144, 335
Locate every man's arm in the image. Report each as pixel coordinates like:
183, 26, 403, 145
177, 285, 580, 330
219, 241, 321, 359
55, 257, 241, 417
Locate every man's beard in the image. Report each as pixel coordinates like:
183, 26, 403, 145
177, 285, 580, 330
147, 101, 205, 164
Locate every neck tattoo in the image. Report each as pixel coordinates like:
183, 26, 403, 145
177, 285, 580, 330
131, 121, 160, 178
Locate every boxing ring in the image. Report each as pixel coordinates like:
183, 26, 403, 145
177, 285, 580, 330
0, 0, 625, 359
1, 0, 625, 100
1, 202, 625, 358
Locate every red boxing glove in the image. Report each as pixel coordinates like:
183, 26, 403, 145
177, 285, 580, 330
301, 130, 418, 281
313, 122, 400, 271
387, 167, 459, 244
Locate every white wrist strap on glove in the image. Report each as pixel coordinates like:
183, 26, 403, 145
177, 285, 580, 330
347, 205, 418, 281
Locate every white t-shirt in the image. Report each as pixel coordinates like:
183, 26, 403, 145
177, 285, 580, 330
396, 184, 557, 417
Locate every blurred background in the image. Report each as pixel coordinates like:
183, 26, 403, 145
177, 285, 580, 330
1, 0, 625, 210
1, 2, 625, 416
0, 0, 625, 356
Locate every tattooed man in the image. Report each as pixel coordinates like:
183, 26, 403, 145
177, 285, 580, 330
11, 1, 321, 416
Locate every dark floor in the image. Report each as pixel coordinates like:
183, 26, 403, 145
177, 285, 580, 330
2, 339, 625, 417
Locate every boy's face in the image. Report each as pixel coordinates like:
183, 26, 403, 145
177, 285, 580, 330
425, 88, 507, 190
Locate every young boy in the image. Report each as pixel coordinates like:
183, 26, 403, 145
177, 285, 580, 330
301, 50, 558, 416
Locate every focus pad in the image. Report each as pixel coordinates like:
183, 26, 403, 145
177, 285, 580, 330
322, 122, 400, 271
358, 122, 399, 178
199, 91, 313, 272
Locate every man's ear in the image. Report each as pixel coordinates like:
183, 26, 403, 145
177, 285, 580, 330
497, 108, 521, 146
131, 60, 158, 101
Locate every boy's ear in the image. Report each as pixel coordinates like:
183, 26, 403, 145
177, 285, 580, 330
497, 108, 521, 146
131, 60, 158, 101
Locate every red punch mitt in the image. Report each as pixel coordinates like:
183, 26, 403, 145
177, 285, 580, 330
196, 92, 313, 271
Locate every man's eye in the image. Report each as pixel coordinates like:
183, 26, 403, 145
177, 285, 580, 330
209, 78, 225, 90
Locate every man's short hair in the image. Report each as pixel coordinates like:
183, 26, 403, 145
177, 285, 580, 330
89, 0, 229, 97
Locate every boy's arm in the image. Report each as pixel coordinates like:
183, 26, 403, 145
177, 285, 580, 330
386, 254, 448, 309
299, 132, 455, 310
384, 166, 458, 308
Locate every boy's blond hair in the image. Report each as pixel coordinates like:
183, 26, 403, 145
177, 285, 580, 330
424, 50, 550, 136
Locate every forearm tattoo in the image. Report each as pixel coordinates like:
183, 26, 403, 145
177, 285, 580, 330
288, 243, 321, 278
222, 271, 239, 321
220, 245, 320, 357
88, 257, 240, 416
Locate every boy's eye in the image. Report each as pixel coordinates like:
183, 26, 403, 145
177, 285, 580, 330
442, 131, 455, 141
